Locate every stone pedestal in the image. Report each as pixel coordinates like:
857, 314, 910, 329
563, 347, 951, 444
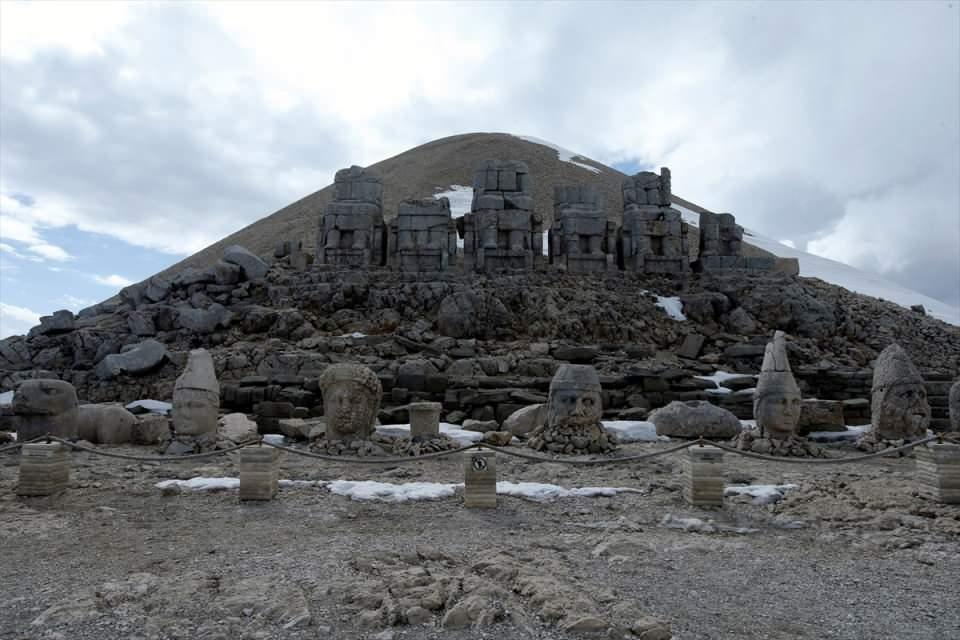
409, 402, 442, 438
915, 443, 960, 504
464, 449, 497, 508
683, 446, 724, 506
18, 443, 69, 496
239, 446, 280, 501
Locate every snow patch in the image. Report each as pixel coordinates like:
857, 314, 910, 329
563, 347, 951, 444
376, 423, 485, 446
724, 483, 799, 505
433, 185, 473, 219
0, 390, 13, 407
806, 424, 871, 442
156, 477, 239, 491
496, 482, 633, 501
337, 332, 367, 339
125, 399, 172, 415
516, 135, 602, 174
262, 434, 285, 445
602, 421, 667, 443
654, 296, 686, 321
327, 480, 458, 502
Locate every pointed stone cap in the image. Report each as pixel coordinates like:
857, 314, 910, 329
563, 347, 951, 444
174, 349, 218, 393
755, 331, 800, 399
550, 364, 602, 394
872, 343, 924, 391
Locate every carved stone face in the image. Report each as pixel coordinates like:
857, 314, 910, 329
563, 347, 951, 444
872, 383, 930, 440
547, 388, 603, 428
172, 389, 219, 436
13, 379, 78, 416
755, 391, 801, 439
325, 380, 378, 440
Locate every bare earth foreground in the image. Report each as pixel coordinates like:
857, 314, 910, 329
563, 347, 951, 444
2, 440, 958, 640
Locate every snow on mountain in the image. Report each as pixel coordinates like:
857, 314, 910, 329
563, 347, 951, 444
515, 135, 603, 174
672, 204, 960, 326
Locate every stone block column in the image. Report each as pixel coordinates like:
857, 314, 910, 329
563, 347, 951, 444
464, 449, 497, 508
239, 446, 280, 501
915, 442, 960, 504
18, 442, 69, 496
409, 402, 442, 438
683, 445, 724, 506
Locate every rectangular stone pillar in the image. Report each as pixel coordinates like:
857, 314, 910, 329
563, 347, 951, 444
239, 446, 280, 501
464, 449, 496, 508
18, 443, 69, 496
915, 443, 960, 504
683, 446, 724, 506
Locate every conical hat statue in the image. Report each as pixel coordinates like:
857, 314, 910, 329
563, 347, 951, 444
755, 331, 800, 400
871, 343, 924, 391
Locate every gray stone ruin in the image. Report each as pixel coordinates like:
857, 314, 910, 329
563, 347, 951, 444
549, 185, 616, 273
165, 349, 220, 454
275, 239, 311, 271
388, 197, 458, 271
527, 364, 617, 455
10, 379, 79, 440
737, 331, 822, 456
695, 211, 743, 270
858, 343, 931, 451
618, 168, 689, 275
317, 166, 386, 267
312, 363, 385, 456
459, 159, 544, 272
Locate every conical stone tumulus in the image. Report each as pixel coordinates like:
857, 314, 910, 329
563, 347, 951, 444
172, 349, 219, 436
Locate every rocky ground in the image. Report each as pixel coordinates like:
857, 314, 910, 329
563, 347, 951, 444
2, 438, 958, 640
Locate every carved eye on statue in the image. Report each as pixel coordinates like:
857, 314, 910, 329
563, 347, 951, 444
583, 398, 594, 407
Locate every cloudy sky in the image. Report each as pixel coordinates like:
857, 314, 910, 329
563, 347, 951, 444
1, 0, 958, 337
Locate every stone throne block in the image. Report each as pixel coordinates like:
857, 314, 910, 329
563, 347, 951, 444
618, 167, 689, 275
387, 197, 457, 271
317, 165, 386, 267
549, 185, 616, 273
459, 159, 544, 272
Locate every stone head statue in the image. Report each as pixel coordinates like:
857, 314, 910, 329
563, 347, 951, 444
753, 331, 801, 439
547, 364, 603, 429
172, 349, 219, 436
870, 343, 929, 440
320, 364, 382, 441
13, 379, 78, 416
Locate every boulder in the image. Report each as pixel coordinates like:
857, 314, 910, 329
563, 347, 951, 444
172, 267, 215, 287
177, 304, 232, 334
29, 309, 75, 337
213, 260, 242, 285
462, 419, 499, 433
76, 404, 137, 444
223, 245, 269, 280
436, 291, 511, 339
503, 403, 546, 437
218, 413, 258, 443
143, 277, 171, 303
172, 349, 219, 436
797, 399, 845, 435
95, 339, 169, 380
133, 414, 171, 445
127, 311, 156, 336
650, 400, 742, 439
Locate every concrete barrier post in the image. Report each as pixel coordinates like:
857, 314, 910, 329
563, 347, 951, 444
18, 443, 69, 496
915, 442, 960, 504
239, 446, 280, 501
464, 449, 496, 508
684, 445, 724, 507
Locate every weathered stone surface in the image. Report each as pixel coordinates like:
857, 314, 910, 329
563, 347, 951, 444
218, 412, 258, 443
650, 400, 741, 439
172, 349, 219, 436
133, 414, 171, 445
753, 331, 801, 440
797, 399, 845, 435
76, 404, 137, 444
676, 333, 705, 359
177, 304, 232, 334
389, 197, 457, 271
462, 419, 499, 433
127, 311, 156, 337
864, 343, 930, 443
503, 403, 545, 437
95, 339, 168, 380
318, 166, 386, 268
13, 379, 78, 415
437, 291, 511, 339
550, 184, 614, 273
619, 168, 688, 274
318, 363, 381, 442
30, 309, 75, 337
950, 380, 960, 431
223, 245, 269, 280
528, 364, 616, 455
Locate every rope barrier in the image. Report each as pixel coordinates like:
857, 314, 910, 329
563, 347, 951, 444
704, 435, 941, 464
480, 439, 700, 465
41, 436, 261, 463
261, 440, 485, 464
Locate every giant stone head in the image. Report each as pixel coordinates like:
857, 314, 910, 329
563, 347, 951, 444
870, 344, 929, 440
753, 331, 801, 439
320, 364, 382, 441
546, 364, 603, 429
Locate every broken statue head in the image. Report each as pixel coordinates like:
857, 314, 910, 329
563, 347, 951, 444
172, 349, 219, 436
319, 363, 382, 441
753, 331, 801, 439
546, 364, 603, 429
870, 343, 930, 441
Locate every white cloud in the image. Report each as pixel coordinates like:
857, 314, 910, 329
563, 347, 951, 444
0, 1, 133, 61
0, 302, 40, 339
93, 274, 133, 287
59, 294, 94, 311
0, 193, 73, 262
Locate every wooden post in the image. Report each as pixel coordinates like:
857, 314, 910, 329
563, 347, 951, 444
239, 446, 280, 501
915, 442, 960, 504
464, 449, 496, 508
18, 443, 69, 496
684, 445, 724, 507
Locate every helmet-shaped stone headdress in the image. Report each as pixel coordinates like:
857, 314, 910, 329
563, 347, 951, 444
754, 331, 800, 401
319, 363, 382, 396
549, 364, 602, 394
871, 343, 924, 392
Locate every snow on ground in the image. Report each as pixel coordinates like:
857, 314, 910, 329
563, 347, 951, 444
724, 483, 799, 505
125, 399, 172, 415
337, 332, 367, 339
696, 371, 754, 387
262, 434, 285, 445
0, 390, 13, 407
496, 482, 636, 501
432, 185, 473, 218
376, 423, 485, 446
327, 480, 458, 503
673, 202, 959, 325
602, 421, 668, 443
654, 296, 686, 321
515, 135, 603, 174
156, 477, 240, 491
